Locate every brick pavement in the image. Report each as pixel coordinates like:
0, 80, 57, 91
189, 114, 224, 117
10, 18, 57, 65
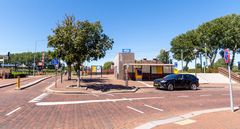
48, 74, 147, 93
154, 110, 240, 129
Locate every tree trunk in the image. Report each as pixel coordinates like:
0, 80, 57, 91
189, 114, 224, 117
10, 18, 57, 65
230, 50, 236, 70
210, 49, 218, 67
77, 70, 80, 87
184, 61, 189, 71
67, 64, 71, 80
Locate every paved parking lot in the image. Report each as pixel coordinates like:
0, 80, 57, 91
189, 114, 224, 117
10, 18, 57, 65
1, 83, 240, 128
0, 75, 240, 129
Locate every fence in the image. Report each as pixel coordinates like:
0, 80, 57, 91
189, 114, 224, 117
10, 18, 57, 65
218, 67, 240, 83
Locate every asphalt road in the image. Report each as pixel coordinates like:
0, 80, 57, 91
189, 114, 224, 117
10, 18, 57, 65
0, 80, 239, 129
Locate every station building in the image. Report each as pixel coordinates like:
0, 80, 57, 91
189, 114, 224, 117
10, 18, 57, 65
113, 52, 174, 81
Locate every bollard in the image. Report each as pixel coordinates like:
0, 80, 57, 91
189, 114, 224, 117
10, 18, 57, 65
16, 76, 20, 89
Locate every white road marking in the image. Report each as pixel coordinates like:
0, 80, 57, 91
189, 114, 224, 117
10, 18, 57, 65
200, 94, 212, 97
144, 104, 163, 111
5, 107, 21, 116
36, 96, 164, 106
137, 81, 153, 87
29, 93, 49, 103
105, 94, 114, 97
106, 98, 116, 102
127, 106, 144, 114
123, 97, 133, 101
135, 106, 240, 129
175, 119, 196, 125
177, 96, 189, 98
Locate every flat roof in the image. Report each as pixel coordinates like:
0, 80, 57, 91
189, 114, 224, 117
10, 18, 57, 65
123, 63, 174, 66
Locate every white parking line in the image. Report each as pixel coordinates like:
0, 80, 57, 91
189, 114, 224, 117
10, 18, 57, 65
200, 94, 212, 97
137, 81, 153, 87
36, 96, 164, 106
5, 107, 21, 116
29, 93, 49, 103
106, 98, 116, 102
144, 104, 163, 111
123, 97, 133, 101
177, 96, 189, 98
127, 106, 144, 114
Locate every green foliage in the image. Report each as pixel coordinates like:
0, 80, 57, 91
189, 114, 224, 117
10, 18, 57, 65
170, 30, 199, 68
9, 72, 27, 78
103, 61, 113, 70
171, 14, 240, 70
196, 63, 202, 69
48, 15, 114, 83
5, 52, 51, 67
213, 58, 227, 68
157, 49, 170, 64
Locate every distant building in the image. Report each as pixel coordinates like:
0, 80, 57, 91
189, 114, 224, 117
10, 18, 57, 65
113, 52, 174, 81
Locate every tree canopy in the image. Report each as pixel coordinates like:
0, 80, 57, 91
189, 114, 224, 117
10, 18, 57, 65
48, 15, 114, 85
103, 61, 113, 70
157, 49, 170, 64
171, 14, 240, 70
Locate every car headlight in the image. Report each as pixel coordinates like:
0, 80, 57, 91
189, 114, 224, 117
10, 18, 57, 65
161, 80, 166, 83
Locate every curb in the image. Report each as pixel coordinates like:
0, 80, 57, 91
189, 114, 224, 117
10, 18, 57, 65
135, 106, 240, 129
0, 82, 16, 88
0, 77, 32, 88
46, 85, 140, 94
16, 76, 51, 90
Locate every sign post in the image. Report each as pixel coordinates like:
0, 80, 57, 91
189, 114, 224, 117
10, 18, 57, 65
51, 58, 59, 88
224, 49, 234, 112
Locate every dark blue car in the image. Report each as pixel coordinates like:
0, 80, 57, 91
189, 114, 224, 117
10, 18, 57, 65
153, 74, 199, 91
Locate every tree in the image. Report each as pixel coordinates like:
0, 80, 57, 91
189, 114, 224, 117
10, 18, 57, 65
219, 14, 240, 69
170, 30, 200, 69
103, 61, 113, 70
197, 14, 240, 69
214, 58, 227, 68
48, 15, 114, 86
48, 16, 76, 80
157, 49, 170, 64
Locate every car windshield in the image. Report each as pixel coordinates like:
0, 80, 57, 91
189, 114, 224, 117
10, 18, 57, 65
163, 74, 177, 80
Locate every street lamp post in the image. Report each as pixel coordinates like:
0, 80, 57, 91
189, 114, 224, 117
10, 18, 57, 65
33, 42, 37, 76
193, 48, 198, 76
204, 43, 208, 72
181, 49, 183, 72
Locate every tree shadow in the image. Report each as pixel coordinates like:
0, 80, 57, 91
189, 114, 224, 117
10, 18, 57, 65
86, 84, 136, 92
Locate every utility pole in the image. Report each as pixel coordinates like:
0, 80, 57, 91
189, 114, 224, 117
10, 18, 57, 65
181, 49, 183, 72
205, 43, 208, 70
33, 42, 37, 76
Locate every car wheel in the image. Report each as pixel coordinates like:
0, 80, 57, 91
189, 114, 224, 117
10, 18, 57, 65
167, 83, 174, 91
191, 83, 197, 90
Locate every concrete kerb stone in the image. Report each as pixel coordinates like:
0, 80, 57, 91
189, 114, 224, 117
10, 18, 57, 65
0, 82, 16, 88
16, 76, 51, 90
46, 84, 140, 95
135, 106, 240, 129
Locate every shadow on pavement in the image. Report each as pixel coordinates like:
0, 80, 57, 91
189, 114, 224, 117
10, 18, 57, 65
86, 84, 135, 92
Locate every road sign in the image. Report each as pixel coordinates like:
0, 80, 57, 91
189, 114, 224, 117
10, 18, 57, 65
224, 49, 230, 64
224, 49, 234, 112
122, 49, 131, 53
174, 62, 178, 68
51, 58, 59, 65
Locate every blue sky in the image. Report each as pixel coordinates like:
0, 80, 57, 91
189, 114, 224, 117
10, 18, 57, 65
0, 0, 240, 68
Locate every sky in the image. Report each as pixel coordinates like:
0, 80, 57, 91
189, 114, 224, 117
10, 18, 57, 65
0, 0, 240, 68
